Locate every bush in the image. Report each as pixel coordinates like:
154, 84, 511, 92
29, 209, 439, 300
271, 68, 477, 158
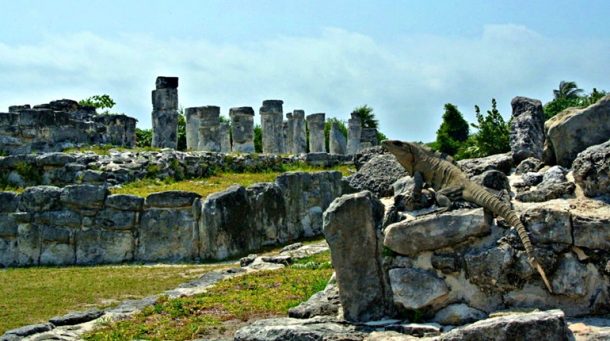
435, 103, 469, 155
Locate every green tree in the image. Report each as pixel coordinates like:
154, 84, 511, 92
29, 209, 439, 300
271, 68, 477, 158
351, 105, 378, 129
78, 94, 116, 114
457, 99, 509, 159
553, 81, 583, 100
254, 124, 262, 153
324, 118, 348, 152
177, 108, 186, 151
544, 81, 607, 119
435, 103, 469, 155
136, 128, 152, 148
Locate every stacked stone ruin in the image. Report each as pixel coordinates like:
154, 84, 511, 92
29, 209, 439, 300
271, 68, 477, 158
151, 76, 179, 149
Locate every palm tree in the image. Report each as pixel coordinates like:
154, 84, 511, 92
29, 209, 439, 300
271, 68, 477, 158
553, 81, 584, 100
351, 105, 378, 129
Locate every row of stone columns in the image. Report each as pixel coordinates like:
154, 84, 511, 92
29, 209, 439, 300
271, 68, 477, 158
151, 78, 374, 154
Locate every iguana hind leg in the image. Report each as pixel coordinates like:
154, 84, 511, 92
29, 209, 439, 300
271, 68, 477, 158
435, 185, 463, 209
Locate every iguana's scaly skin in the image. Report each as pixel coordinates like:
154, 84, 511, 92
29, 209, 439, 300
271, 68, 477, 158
382, 140, 552, 293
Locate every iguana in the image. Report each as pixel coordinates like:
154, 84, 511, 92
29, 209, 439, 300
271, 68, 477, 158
382, 140, 552, 293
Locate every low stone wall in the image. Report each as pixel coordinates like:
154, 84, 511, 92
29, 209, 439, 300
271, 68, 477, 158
0, 171, 343, 267
0, 99, 136, 155
0, 150, 352, 188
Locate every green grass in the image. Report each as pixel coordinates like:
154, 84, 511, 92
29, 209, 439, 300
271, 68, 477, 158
111, 165, 352, 198
0, 264, 226, 334
84, 254, 333, 340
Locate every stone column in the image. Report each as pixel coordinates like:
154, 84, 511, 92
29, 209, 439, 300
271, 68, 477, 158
510, 96, 545, 163
306, 113, 326, 153
292, 110, 307, 154
259, 100, 283, 154
285, 112, 294, 154
220, 121, 231, 153
329, 121, 347, 155
347, 114, 362, 154
229, 107, 255, 153
151, 76, 179, 149
198, 106, 221, 152
185, 107, 204, 151
360, 128, 378, 149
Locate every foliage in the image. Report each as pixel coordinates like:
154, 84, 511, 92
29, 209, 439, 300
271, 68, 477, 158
544, 81, 607, 120
254, 124, 263, 153
177, 108, 187, 151
136, 128, 153, 148
376, 131, 388, 143
456, 99, 510, 159
84, 263, 333, 340
350, 105, 378, 129
435, 103, 469, 155
0, 264, 226, 334
324, 118, 348, 151
78, 94, 117, 115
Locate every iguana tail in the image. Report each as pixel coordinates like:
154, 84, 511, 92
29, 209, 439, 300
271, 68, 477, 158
464, 185, 553, 293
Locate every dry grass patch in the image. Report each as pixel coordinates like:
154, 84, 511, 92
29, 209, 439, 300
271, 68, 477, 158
0, 263, 227, 334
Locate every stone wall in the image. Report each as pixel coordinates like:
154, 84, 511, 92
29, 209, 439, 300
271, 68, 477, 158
0, 99, 136, 155
0, 171, 344, 267
0, 150, 352, 189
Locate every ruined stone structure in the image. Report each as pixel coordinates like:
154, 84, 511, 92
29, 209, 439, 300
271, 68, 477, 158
198, 106, 221, 152
229, 107, 255, 153
151, 76, 179, 149
0, 171, 343, 266
260, 100, 284, 154
0, 100, 136, 155
292, 110, 307, 154
347, 114, 362, 154
329, 122, 347, 155
219, 122, 231, 153
285, 113, 295, 154
306, 113, 326, 153
360, 127, 378, 149
185, 106, 203, 151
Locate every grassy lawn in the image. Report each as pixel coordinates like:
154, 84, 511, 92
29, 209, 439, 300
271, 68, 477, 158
111, 165, 352, 198
0, 263, 227, 334
85, 251, 333, 341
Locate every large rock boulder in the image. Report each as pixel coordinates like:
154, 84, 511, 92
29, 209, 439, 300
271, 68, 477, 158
348, 154, 407, 197
354, 146, 385, 170
323, 191, 393, 322
389, 267, 449, 310
572, 139, 610, 197
440, 310, 570, 341
544, 95, 610, 167
510, 97, 546, 164
458, 153, 513, 177
515, 166, 575, 202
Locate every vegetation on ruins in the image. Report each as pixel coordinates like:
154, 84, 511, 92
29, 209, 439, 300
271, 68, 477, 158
0, 264, 228, 334
455, 99, 511, 159
84, 251, 332, 340
433, 103, 470, 155
543, 81, 607, 119
78, 94, 116, 113
351, 105, 378, 129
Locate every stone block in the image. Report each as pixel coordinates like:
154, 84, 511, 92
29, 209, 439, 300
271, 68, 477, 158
39, 225, 74, 265
76, 228, 134, 264
18, 186, 62, 212
94, 208, 137, 230
105, 194, 144, 211
151, 88, 178, 110
389, 267, 449, 310
60, 184, 107, 210
145, 191, 201, 208
137, 207, 198, 262
0, 192, 19, 212
155, 76, 179, 89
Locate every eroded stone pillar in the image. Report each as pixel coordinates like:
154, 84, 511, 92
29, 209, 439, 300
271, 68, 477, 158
198, 106, 221, 152
284, 113, 294, 154
347, 114, 362, 154
306, 113, 326, 153
260, 100, 283, 154
185, 107, 203, 151
292, 110, 307, 154
360, 127, 378, 149
151, 76, 179, 149
329, 121, 347, 155
220, 121, 231, 153
229, 107, 255, 153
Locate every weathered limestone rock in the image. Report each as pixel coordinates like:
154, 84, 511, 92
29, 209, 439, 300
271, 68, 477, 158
323, 191, 393, 322
285, 113, 295, 154
510, 96, 545, 163
520, 202, 572, 245
260, 100, 284, 154
277, 171, 343, 241
516, 166, 575, 202
75, 228, 134, 264
471, 169, 510, 191
441, 310, 569, 341
288, 277, 340, 318
306, 113, 326, 153
389, 267, 449, 310
229, 107, 255, 153
572, 139, 610, 197
219, 121, 231, 153
39, 225, 74, 265
18, 186, 62, 212
60, 184, 107, 210
464, 243, 519, 293
347, 114, 362, 155
151, 76, 179, 149
354, 146, 386, 170
280, 120, 289, 154
348, 154, 407, 197
515, 157, 544, 175
544, 95, 610, 167
433, 303, 487, 326
384, 208, 488, 256
184, 107, 203, 150
49, 309, 104, 326
292, 110, 307, 154
234, 316, 366, 341
329, 121, 347, 155
458, 153, 513, 177
360, 127, 379, 148
198, 106, 221, 152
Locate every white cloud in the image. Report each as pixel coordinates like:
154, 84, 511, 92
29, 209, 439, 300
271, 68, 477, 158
0, 25, 608, 142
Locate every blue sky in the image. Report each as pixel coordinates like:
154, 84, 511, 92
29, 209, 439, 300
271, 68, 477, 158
1, 0, 609, 141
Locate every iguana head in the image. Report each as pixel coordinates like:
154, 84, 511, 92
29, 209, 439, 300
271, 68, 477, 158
382, 140, 417, 174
